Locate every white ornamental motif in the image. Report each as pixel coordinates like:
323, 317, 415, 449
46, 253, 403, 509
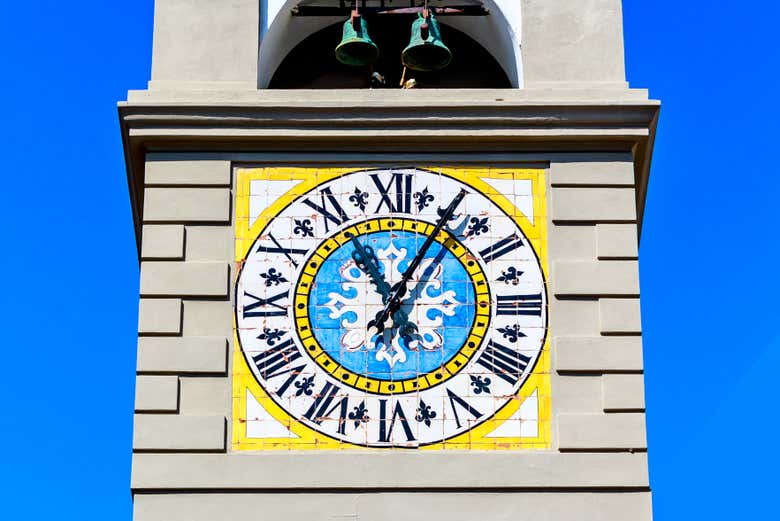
323, 241, 462, 368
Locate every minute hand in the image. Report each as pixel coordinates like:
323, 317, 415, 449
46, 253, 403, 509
369, 189, 467, 330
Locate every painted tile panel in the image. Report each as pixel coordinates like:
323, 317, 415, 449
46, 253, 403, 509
233, 167, 550, 450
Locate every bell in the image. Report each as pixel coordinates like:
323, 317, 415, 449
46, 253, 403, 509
335, 12, 379, 66
401, 11, 452, 72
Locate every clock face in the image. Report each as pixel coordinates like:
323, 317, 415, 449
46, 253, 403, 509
235, 167, 547, 447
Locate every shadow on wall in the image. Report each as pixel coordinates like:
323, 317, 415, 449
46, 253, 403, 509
269, 17, 510, 89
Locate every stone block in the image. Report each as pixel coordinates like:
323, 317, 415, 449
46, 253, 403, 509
555, 337, 644, 372
143, 188, 230, 223
179, 377, 229, 415
133, 415, 225, 451
558, 413, 647, 450
139, 262, 229, 297
137, 337, 228, 374
550, 158, 635, 185
552, 374, 602, 413
184, 226, 233, 261
550, 298, 600, 336
553, 261, 639, 296
141, 225, 185, 260
597, 223, 638, 259
133, 492, 653, 521
135, 375, 180, 412
138, 298, 181, 335
146, 158, 230, 186
600, 298, 642, 333
552, 187, 636, 221
603, 374, 646, 411
182, 300, 233, 336
131, 452, 649, 489
548, 224, 597, 260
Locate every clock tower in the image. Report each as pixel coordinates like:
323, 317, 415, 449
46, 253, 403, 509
120, 1, 658, 520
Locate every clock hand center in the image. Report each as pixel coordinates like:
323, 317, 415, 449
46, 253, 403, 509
369, 189, 467, 331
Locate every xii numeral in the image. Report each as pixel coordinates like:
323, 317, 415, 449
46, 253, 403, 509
371, 172, 413, 214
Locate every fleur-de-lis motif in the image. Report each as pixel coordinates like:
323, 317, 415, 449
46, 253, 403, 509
415, 400, 438, 427
293, 218, 314, 237
348, 401, 370, 428
466, 216, 490, 237
497, 266, 523, 285
294, 376, 315, 397
349, 187, 369, 211
257, 327, 285, 346
497, 324, 526, 343
469, 375, 492, 395
260, 268, 288, 287
413, 187, 435, 211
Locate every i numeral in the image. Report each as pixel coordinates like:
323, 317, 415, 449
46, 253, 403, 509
370, 172, 413, 214
475, 340, 531, 385
478, 234, 524, 263
243, 289, 289, 318
301, 186, 349, 233
496, 293, 543, 316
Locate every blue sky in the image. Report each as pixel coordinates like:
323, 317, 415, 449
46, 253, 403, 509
0, 1, 777, 519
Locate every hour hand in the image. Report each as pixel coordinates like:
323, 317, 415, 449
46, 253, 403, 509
349, 234, 391, 300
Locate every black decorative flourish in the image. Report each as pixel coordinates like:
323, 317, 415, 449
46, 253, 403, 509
469, 375, 492, 395
497, 266, 523, 285
413, 187, 434, 211
349, 187, 369, 211
497, 324, 526, 343
260, 268, 288, 286
348, 401, 370, 428
294, 376, 315, 397
293, 218, 314, 237
415, 400, 438, 427
257, 327, 284, 346
466, 216, 490, 237
436, 205, 460, 222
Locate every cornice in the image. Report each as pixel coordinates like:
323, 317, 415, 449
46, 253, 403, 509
118, 90, 659, 254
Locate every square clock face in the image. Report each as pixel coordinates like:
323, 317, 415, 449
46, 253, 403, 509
232, 166, 550, 450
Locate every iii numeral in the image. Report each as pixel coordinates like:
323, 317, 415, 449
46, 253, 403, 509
496, 293, 543, 316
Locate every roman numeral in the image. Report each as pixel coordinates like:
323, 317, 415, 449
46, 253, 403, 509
496, 293, 543, 316
446, 388, 483, 429
243, 289, 289, 318
256, 233, 308, 268
475, 340, 531, 385
251, 335, 305, 396
303, 382, 350, 434
370, 172, 413, 214
378, 399, 416, 442
478, 234, 524, 263
301, 186, 349, 233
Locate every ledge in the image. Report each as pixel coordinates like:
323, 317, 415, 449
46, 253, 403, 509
118, 89, 659, 255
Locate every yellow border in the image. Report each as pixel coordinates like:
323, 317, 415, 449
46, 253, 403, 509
233, 166, 550, 451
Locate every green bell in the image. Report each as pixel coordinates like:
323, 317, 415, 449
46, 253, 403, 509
401, 11, 452, 72
335, 12, 379, 66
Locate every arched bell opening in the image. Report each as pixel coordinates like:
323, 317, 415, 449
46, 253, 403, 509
269, 15, 510, 89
